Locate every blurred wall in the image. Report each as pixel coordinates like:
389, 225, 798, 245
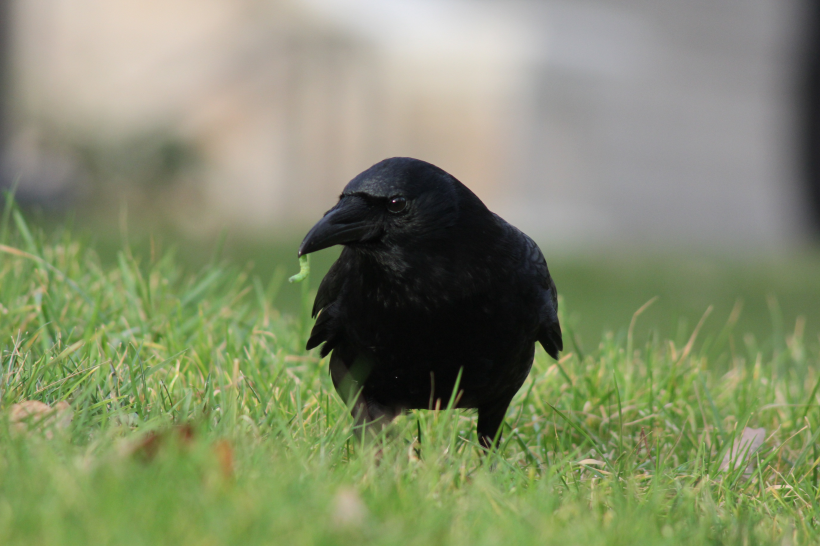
3, 0, 811, 245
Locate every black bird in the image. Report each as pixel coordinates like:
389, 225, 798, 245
298, 157, 562, 448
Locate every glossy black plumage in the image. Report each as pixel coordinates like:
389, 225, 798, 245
298, 157, 562, 448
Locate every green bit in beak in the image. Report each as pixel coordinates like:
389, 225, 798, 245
288, 255, 310, 283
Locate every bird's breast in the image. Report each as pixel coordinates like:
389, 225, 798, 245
343, 286, 536, 362
331, 251, 543, 409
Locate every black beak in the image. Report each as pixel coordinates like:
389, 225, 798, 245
298, 196, 373, 257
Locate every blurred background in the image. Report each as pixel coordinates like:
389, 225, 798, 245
3, 0, 820, 352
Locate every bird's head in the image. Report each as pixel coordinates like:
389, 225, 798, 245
298, 157, 480, 257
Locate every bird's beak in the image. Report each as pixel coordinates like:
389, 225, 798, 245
298, 196, 372, 256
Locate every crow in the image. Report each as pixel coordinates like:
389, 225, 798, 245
298, 157, 562, 449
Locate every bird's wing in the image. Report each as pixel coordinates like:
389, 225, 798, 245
311, 256, 345, 318
521, 232, 563, 360
306, 256, 348, 356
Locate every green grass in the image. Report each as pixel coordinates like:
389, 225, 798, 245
2, 201, 820, 545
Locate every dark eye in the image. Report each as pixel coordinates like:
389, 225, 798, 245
387, 196, 407, 213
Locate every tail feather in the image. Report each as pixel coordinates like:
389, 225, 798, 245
537, 321, 563, 360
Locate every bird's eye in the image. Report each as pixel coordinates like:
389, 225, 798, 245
387, 196, 407, 213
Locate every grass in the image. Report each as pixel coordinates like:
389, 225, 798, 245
2, 200, 820, 545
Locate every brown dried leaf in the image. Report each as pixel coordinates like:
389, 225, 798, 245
331, 487, 368, 530
122, 424, 233, 479
126, 424, 197, 461
212, 440, 234, 478
9, 400, 73, 439
720, 427, 766, 478
577, 459, 606, 466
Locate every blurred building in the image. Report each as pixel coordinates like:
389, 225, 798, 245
3, 0, 812, 245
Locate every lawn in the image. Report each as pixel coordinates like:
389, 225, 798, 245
2, 199, 820, 545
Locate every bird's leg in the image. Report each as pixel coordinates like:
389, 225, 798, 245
334, 378, 394, 441
477, 399, 512, 450
330, 352, 401, 440
350, 398, 402, 441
